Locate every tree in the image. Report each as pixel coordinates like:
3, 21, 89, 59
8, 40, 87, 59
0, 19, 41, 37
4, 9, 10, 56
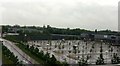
50, 55, 57, 64
100, 43, 103, 53
30, 45, 35, 53
73, 45, 77, 54
34, 48, 39, 54
44, 52, 50, 63
111, 53, 120, 64
95, 29, 97, 33
96, 44, 104, 65
62, 61, 69, 66
43, 25, 46, 29
92, 44, 94, 49
26, 44, 29, 49
96, 53, 104, 65
62, 45, 64, 49
78, 57, 88, 66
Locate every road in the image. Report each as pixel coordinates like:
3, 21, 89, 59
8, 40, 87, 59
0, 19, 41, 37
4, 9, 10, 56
1, 38, 39, 65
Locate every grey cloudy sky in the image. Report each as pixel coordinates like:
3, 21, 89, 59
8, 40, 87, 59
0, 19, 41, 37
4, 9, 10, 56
0, 0, 119, 31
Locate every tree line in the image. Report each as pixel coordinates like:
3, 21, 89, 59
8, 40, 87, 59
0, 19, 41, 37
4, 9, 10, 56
2, 25, 119, 36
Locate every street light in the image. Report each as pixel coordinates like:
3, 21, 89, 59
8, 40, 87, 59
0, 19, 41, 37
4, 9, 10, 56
24, 34, 27, 42
105, 50, 108, 64
73, 45, 78, 63
62, 39, 65, 43
46, 44, 49, 53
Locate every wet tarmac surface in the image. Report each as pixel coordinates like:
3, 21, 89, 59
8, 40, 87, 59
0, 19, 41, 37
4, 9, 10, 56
28, 40, 120, 64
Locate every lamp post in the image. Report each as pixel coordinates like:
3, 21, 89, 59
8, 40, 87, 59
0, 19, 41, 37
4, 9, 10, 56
105, 50, 108, 64
46, 44, 49, 53
24, 34, 27, 42
100, 40, 103, 53
73, 45, 78, 63
85, 41, 88, 57
73, 45, 78, 54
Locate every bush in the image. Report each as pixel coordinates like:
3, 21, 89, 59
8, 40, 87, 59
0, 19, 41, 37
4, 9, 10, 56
111, 53, 120, 64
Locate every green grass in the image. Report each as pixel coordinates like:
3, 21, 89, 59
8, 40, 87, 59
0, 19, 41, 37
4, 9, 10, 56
0, 44, 2, 59
16, 44, 45, 64
2, 54, 14, 64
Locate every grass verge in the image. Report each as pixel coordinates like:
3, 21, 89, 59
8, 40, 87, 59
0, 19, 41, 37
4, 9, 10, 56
2, 54, 14, 64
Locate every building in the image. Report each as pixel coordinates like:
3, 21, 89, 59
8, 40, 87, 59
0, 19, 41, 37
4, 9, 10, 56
80, 33, 120, 45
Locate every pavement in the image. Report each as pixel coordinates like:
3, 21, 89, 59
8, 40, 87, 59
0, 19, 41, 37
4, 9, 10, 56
28, 40, 120, 65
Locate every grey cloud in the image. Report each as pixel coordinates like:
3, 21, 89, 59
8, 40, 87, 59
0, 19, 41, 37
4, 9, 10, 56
1, 1, 118, 31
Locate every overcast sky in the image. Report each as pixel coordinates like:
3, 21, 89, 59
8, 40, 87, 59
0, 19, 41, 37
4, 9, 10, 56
0, 0, 119, 31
